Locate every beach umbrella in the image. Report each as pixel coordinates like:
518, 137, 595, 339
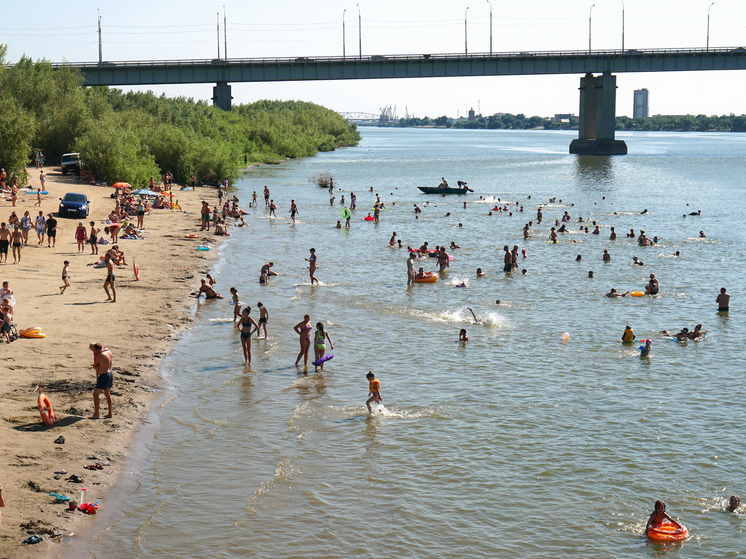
112, 182, 131, 189
131, 189, 160, 197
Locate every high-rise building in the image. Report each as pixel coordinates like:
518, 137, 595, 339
633, 89, 649, 119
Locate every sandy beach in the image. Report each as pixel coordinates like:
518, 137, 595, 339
0, 168, 222, 558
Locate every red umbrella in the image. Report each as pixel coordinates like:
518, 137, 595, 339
112, 182, 131, 189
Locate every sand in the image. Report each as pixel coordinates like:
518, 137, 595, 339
0, 168, 223, 558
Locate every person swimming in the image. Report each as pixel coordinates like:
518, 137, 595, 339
645, 500, 683, 535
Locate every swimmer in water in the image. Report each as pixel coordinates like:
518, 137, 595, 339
726, 495, 741, 512
674, 251, 681, 257
606, 288, 629, 297
476, 268, 486, 277
645, 500, 683, 535
588, 271, 594, 278
366, 372, 382, 413
632, 256, 644, 266
687, 324, 704, 339
466, 307, 482, 324
459, 329, 468, 342
622, 325, 635, 343
640, 339, 652, 354
389, 232, 397, 246
699, 230, 706, 238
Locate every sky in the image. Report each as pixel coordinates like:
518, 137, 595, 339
3, 0, 746, 118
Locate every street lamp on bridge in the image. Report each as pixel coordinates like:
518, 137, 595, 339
486, 0, 492, 56
357, 4, 362, 60
343, 9, 346, 59
465, 7, 470, 55
619, 0, 625, 52
588, 4, 595, 55
707, 2, 715, 52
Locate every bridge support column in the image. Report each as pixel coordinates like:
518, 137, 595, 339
569, 72, 627, 155
212, 81, 232, 111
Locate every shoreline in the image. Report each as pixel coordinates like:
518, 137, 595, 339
0, 168, 223, 559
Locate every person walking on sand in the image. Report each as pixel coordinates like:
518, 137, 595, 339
306, 248, 319, 285
103, 253, 116, 302
238, 307, 259, 364
35, 211, 46, 245
60, 261, 70, 294
366, 372, 382, 413
46, 213, 57, 247
200, 201, 210, 231
257, 302, 269, 338
0, 223, 9, 263
717, 287, 730, 312
294, 314, 313, 366
35, 188, 42, 207
39, 169, 45, 192
89, 343, 114, 419
11, 226, 22, 264
75, 221, 87, 253
313, 322, 334, 370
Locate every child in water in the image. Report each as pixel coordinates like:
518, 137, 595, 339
646, 500, 683, 534
230, 287, 241, 322
366, 372, 381, 413
726, 495, 741, 512
459, 329, 468, 342
313, 322, 333, 370
640, 339, 652, 355
622, 325, 635, 343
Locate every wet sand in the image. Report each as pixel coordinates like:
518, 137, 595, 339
0, 168, 222, 558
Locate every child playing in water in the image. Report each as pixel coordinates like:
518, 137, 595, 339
645, 500, 683, 534
313, 322, 333, 370
640, 339, 652, 355
230, 287, 241, 322
459, 329, 468, 342
622, 325, 635, 343
366, 372, 381, 413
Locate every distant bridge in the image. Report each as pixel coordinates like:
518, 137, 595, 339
54, 47, 746, 154
338, 112, 380, 124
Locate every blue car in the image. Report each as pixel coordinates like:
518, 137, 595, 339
58, 192, 90, 218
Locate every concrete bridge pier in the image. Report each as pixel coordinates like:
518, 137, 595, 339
569, 72, 627, 155
212, 81, 232, 111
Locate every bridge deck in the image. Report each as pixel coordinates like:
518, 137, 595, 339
56, 47, 746, 87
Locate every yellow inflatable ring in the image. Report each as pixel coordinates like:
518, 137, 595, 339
21, 331, 46, 338
630, 291, 644, 297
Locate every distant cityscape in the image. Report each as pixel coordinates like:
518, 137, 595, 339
367, 89, 746, 132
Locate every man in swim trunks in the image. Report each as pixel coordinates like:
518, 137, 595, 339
11, 226, 22, 264
645, 273, 659, 295
103, 253, 116, 302
257, 302, 269, 338
263, 186, 270, 208
200, 201, 210, 231
0, 223, 9, 263
89, 342, 114, 419
717, 287, 730, 312
290, 199, 298, 223
606, 288, 629, 297
197, 279, 222, 299
261, 262, 278, 279
503, 245, 512, 272
366, 372, 382, 412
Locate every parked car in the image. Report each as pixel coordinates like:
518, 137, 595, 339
58, 193, 90, 218
61, 153, 81, 176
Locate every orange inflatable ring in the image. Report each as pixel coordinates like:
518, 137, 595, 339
185, 234, 199, 239
20, 327, 42, 335
21, 331, 46, 338
414, 273, 438, 283
631, 291, 644, 297
647, 522, 688, 542
38, 393, 55, 426
133, 261, 141, 281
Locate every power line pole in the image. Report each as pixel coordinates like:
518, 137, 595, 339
97, 10, 102, 64
217, 13, 221, 59
223, 6, 227, 60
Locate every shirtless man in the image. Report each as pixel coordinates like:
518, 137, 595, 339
716, 287, 730, 312
437, 247, 450, 273
261, 262, 278, 278
602, 250, 611, 262
606, 288, 629, 297
200, 201, 210, 231
269, 199, 277, 217
0, 223, 9, 263
257, 302, 269, 338
11, 226, 22, 264
263, 186, 270, 208
503, 245, 513, 272
89, 343, 114, 419
407, 252, 416, 285
609, 226, 616, 240
306, 248, 319, 285
645, 273, 659, 295
511, 245, 519, 269
197, 279, 222, 299
103, 253, 116, 302
290, 199, 298, 223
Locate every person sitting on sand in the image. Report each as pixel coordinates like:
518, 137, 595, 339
726, 495, 741, 512
606, 288, 629, 298
646, 500, 683, 534
106, 246, 126, 266
215, 219, 230, 236
197, 279, 222, 299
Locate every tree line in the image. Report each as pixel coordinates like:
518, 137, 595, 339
395, 113, 746, 132
0, 46, 360, 186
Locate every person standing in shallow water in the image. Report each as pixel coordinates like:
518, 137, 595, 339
717, 287, 730, 312
294, 314, 313, 367
89, 343, 113, 419
306, 248, 318, 285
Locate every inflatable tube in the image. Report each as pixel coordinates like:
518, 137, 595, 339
340, 209, 351, 218
184, 234, 199, 239
414, 273, 438, 283
364, 216, 374, 221
196, 246, 211, 251
133, 262, 140, 281
647, 522, 688, 542
25, 190, 49, 195
38, 393, 55, 426
312, 354, 334, 367
630, 291, 644, 297
20, 327, 42, 335
22, 331, 46, 338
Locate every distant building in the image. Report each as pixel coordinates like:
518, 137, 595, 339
468, 108, 476, 121
553, 113, 577, 124
633, 89, 649, 119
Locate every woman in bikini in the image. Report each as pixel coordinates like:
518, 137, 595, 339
239, 307, 258, 364
293, 314, 313, 366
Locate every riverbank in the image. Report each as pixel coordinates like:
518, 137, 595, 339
0, 168, 222, 558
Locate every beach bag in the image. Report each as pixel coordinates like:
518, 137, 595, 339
7, 324, 18, 342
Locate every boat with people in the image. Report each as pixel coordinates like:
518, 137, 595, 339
418, 179, 473, 195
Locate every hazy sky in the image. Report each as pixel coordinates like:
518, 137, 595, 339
3, 0, 746, 118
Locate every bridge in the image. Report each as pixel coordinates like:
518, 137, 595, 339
57, 47, 746, 155
338, 112, 381, 125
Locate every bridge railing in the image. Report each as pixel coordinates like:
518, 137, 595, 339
54, 46, 746, 69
